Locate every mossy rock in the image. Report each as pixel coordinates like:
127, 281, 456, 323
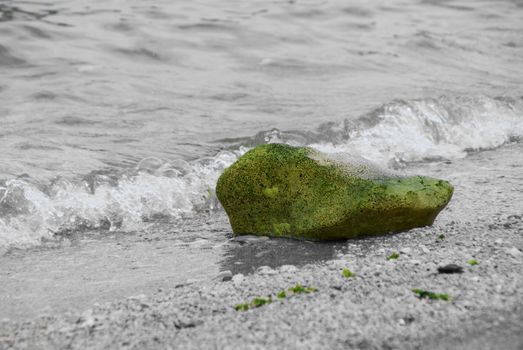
216, 144, 453, 240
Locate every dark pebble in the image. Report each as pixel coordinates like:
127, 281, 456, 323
437, 264, 464, 274
216, 270, 233, 281
222, 275, 232, 282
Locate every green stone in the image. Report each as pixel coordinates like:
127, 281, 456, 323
216, 144, 453, 240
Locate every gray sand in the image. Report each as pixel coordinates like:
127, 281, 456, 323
1, 143, 523, 349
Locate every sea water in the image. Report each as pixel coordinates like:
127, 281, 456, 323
1, 0, 522, 249
0, 0, 523, 318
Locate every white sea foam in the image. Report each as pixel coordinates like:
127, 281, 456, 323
0, 96, 521, 249
0, 149, 244, 249
310, 96, 523, 167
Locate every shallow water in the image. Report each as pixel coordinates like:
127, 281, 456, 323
0, 1, 523, 249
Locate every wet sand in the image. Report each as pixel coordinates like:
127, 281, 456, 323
0, 220, 346, 321
1, 143, 522, 349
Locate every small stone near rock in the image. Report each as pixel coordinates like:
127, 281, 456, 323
216, 270, 233, 282
232, 273, 244, 286
409, 259, 421, 265
507, 247, 522, 258
495, 239, 503, 245
222, 275, 233, 282
437, 264, 463, 274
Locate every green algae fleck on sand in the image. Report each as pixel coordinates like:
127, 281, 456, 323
412, 289, 451, 301
342, 268, 354, 278
234, 284, 317, 312
387, 252, 400, 260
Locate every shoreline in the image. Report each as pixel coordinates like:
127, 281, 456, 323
1, 143, 522, 348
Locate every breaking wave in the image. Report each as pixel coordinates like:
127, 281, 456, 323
249, 95, 523, 168
1, 95, 522, 249
0, 150, 244, 249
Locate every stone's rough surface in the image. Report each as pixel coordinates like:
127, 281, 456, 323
216, 144, 454, 240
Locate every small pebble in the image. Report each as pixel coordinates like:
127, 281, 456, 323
232, 273, 244, 286
437, 264, 464, 274
420, 245, 430, 254
400, 247, 412, 254
216, 270, 233, 282
507, 247, 522, 258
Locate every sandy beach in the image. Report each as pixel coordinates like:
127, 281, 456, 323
1, 143, 522, 349
1, 1, 523, 348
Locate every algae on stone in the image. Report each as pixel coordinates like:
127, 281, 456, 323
216, 144, 453, 240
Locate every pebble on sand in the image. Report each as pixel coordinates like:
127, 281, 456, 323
437, 264, 464, 274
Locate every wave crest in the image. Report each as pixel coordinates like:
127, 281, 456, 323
312, 95, 523, 167
0, 149, 244, 248
1, 95, 522, 249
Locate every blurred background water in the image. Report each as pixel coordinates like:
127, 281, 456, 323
0, 0, 522, 248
